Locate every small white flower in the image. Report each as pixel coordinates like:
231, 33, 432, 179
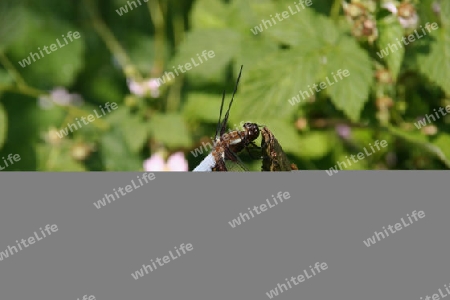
398, 14, 418, 29
382, 2, 398, 14
38, 96, 54, 109
383, 1, 419, 29
50, 87, 74, 106
38, 87, 83, 109
127, 78, 161, 98
127, 79, 146, 97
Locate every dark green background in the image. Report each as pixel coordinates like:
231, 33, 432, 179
0, 0, 449, 171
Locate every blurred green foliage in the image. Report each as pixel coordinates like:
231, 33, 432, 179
0, 0, 449, 171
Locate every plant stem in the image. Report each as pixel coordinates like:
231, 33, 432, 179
0, 84, 45, 98
83, 0, 142, 81
0, 52, 26, 87
166, 74, 183, 112
331, 0, 342, 22
147, 0, 166, 77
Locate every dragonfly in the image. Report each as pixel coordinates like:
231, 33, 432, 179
193, 65, 261, 172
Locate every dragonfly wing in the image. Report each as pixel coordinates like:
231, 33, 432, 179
224, 160, 247, 172
224, 147, 249, 171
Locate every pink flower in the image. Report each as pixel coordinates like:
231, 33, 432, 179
146, 78, 161, 98
336, 124, 351, 139
127, 78, 161, 98
128, 79, 146, 97
432, 1, 440, 14
143, 152, 188, 171
38, 87, 83, 109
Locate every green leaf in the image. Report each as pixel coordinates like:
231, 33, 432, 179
433, 133, 450, 163
234, 35, 278, 71
387, 125, 428, 144
100, 129, 143, 171
351, 128, 375, 145
0, 69, 14, 85
241, 0, 339, 47
387, 126, 450, 168
0, 102, 7, 150
234, 0, 284, 38
124, 32, 172, 75
7, 9, 84, 87
36, 144, 86, 171
325, 36, 373, 122
228, 2, 372, 122
0, 0, 24, 51
121, 114, 148, 153
37, 104, 66, 131
191, 0, 230, 29
148, 113, 192, 148
232, 49, 320, 122
377, 16, 405, 80
171, 29, 241, 78
182, 93, 222, 123
97, 107, 143, 170
417, 0, 440, 27
296, 132, 333, 159
233, 35, 372, 122
418, 29, 450, 95
85, 76, 123, 105
442, 1, 450, 28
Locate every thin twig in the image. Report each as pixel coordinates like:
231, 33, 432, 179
83, 0, 142, 80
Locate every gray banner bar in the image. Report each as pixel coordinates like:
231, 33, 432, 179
0, 172, 448, 300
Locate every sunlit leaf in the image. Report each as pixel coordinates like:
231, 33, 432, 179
191, 0, 230, 29
232, 49, 320, 122
171, 28, 241, 78
233, 35, 372, 122
296, 132, 333, 159
433, 133, 450, 162
242, 0, 339, 47
7, 9, 84, 87
36, 144, 86, 171
0, 0, 24, 51
182, 93, 222, 123
417, 0, 450, 95
121, 114, 148, 153
325, 36, 373, 122
377, 16, 405, 80
100, 129, 143, 171
148, 113, 192, 148
0, 69, 14, 85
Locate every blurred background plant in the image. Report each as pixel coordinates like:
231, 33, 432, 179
0, 0, 449, 171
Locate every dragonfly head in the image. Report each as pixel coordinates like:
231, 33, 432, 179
243, 122, 260, 142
